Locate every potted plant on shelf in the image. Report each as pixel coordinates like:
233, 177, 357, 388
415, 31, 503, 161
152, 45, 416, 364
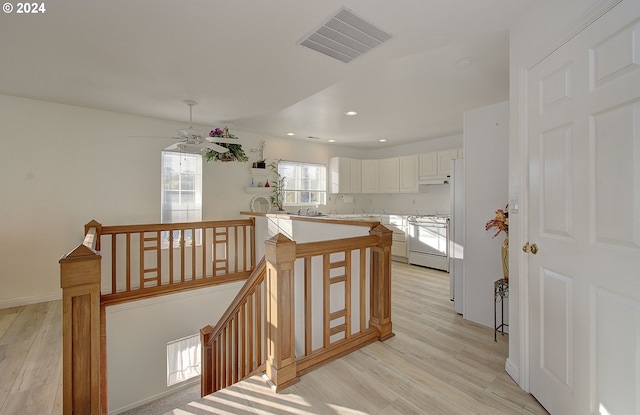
251, 140, 267, 168
268, 160, 286, 212
204, 127, 249, 163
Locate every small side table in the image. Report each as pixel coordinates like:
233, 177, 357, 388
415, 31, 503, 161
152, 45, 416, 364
494, 278, 509, 341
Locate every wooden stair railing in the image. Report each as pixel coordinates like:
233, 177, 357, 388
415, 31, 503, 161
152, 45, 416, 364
98, 218, 256, 305
200, 257, 268, 395
201, 224, 394, 395
60, 219, 258, 415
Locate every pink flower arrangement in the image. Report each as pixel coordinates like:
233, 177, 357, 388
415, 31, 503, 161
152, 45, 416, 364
486, 204, 509, 238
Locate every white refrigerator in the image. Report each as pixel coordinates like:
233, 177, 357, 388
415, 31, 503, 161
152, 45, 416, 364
449, 158, 464, 314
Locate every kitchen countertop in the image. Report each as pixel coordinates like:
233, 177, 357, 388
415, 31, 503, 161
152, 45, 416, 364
240, 211, 381, 228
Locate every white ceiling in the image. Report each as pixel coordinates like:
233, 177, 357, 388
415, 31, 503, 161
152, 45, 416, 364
0, 0, 538, 149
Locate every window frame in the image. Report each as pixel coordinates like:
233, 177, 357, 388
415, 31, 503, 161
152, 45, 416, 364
278, 160, 327, 207
160, 151, 203, 247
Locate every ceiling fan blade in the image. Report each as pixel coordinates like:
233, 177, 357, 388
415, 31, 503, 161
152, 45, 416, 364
129, 135, 176, 139
206, 136, 246, 145
164, 142, 181, 151
201, 141, 230, 153
178, 128, 203, 138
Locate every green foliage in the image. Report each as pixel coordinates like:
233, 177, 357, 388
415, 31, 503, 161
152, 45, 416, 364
204, 143, 248, 162
269, 160, 286, 211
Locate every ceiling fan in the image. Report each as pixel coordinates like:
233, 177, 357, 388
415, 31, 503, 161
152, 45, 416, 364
139, 100, 242, 154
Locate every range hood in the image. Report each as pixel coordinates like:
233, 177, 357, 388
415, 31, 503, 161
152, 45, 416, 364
418, 175, 450, 185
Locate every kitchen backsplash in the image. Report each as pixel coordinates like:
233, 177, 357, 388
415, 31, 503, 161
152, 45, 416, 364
324, 183, 451, 215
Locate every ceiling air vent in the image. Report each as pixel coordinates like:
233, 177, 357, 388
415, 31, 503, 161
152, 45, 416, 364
298, 7, 393, 63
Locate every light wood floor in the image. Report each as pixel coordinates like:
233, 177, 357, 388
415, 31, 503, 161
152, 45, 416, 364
0, 262, 548, 415
171, 262, 548, 415
0, 300, 62, 415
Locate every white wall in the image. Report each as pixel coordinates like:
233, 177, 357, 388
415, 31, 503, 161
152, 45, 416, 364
106, 281, 243, 413
0, 93, 463, 307
462, 101, 509, 328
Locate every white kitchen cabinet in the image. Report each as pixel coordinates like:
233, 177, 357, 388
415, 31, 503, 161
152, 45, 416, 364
419, 149, 461, 180
379, 158, 399, 193
437, 149, 459, 176
418, 152, 438, 178
383, 215, 408, 259
361, 159, 379, 193
457, 147, 464, 159
399, 155, 419, 193
328, 157, 361, 194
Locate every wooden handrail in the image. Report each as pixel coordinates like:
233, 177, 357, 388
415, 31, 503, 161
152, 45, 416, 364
201, 258, 268, 395
201, 225, 394, 396
97, 218, 256, 304
207, 258, 267, 343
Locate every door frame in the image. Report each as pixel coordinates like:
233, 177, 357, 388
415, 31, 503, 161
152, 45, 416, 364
514, 0, 622, 393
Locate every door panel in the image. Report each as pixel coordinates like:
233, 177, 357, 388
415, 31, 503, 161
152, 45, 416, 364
527, 1, 640, 413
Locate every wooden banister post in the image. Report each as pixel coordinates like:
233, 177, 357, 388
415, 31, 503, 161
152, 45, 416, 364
200, 324, 214, 396
264, 233, 298, 391
60, 241, 102, 415
369, 224, 395, 341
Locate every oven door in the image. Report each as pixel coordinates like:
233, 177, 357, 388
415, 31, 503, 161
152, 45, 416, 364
408, 222, 448, 257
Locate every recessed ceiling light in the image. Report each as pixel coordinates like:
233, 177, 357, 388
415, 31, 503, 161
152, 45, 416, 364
345, 111, 358, 116
379, 139, 387, 143
328, 139, 336, 143
286, 132, 295, 136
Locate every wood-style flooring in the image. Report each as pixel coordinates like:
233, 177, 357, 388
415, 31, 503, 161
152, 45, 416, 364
0, 300, 62, 415
0, 262, 548, 415
170, 262, 548, 415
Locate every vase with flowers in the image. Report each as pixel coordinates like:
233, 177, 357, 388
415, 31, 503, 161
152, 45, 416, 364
486, 204, 509, 280
204, 126, 249, 163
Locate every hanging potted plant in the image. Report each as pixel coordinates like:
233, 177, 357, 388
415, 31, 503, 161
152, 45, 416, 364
204, 127, 249, 163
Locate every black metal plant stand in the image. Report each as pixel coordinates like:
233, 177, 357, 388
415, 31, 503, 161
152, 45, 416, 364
494, 278, 509, 341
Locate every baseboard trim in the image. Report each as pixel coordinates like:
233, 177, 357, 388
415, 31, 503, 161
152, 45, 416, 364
505, 357, 520, 386
0, 292, 61, 309
109, 377, 200, 415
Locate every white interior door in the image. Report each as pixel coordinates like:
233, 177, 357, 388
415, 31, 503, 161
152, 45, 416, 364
526, 1, 640, 414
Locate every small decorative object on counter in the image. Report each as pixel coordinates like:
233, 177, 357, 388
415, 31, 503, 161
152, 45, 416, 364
486, 204, 509, 280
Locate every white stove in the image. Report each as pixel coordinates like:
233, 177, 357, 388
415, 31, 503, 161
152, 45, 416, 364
407, 215, 450, 272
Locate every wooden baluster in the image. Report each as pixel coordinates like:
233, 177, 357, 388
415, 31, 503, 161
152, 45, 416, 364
264, 233, 298, 391
59, 233, 102, 415
369, 225, 395, 341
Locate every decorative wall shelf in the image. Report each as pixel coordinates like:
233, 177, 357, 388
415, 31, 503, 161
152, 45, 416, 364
244, 186, 272, 194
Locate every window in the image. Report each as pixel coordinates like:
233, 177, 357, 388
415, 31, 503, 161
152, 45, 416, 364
166, 333, 201, 386
278, 160, 326, 206
161, 152, 202, 245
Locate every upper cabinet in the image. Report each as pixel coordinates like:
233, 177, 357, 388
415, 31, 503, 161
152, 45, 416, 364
399, 155, 419, 193
379, 158, 399, 193
419, 149, 462, 181
436, 149, 459, 176
361, 159, 380, 193
418, 152, 438, 177
330, 149, 461, 194
329, 157, 361, 194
